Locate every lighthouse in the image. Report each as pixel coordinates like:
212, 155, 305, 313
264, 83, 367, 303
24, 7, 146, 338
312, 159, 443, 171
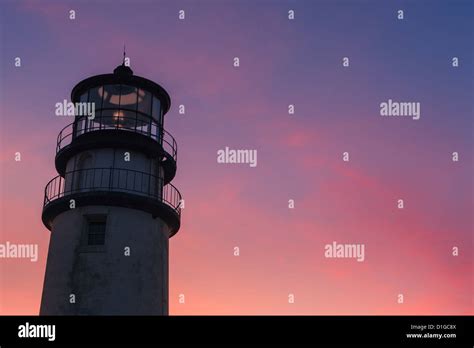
40, 63, 181, 315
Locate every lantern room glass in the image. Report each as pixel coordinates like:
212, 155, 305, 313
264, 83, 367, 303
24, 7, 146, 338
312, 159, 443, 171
75, 84, 163, 141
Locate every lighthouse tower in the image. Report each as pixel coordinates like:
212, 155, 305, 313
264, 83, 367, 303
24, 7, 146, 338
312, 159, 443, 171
40, 63, 181, 315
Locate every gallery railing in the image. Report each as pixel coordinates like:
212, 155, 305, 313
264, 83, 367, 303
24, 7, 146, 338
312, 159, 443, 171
43, 167, 182, 217
55, 113, 177, 161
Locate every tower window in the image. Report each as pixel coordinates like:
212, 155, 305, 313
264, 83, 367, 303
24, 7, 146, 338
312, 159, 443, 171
87, 220, 106, 245
80, 214, 108, 252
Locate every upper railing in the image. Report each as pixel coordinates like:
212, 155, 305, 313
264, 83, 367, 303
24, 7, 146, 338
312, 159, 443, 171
56, 112, 177, 161
43, 167, 182, 218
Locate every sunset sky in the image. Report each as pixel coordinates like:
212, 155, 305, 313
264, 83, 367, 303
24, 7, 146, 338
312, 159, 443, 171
0, 0, 472, 315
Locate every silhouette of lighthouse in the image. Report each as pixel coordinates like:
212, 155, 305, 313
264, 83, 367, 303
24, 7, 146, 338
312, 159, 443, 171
40, 62, 181, 315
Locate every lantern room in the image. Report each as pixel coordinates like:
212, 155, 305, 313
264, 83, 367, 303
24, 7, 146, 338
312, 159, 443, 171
70, 64, 171, 136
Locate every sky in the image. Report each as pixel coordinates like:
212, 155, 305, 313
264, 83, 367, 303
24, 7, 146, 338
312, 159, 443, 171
0, 0, 472, 315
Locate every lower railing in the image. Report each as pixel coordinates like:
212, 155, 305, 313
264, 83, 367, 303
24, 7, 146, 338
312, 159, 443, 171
43, 167, 181, 217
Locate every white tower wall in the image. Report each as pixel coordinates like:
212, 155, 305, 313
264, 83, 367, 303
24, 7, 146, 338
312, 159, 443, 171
40, 206, 170, 315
